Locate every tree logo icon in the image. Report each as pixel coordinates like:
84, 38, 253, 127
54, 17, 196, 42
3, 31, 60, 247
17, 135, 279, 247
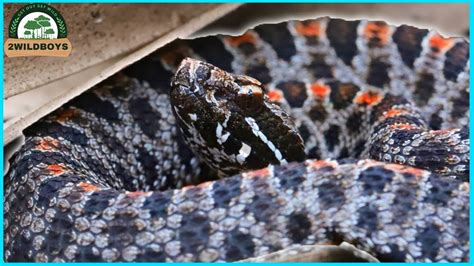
4, 4, 72, 57
22, 14, 56, 40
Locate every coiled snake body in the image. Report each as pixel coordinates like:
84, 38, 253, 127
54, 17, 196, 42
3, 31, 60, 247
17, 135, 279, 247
4, 17, 470, 262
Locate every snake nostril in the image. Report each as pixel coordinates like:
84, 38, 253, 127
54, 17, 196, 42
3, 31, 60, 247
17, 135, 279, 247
172, 70, 191, 89
173, 58, 213, 89
213, 89, 227, 101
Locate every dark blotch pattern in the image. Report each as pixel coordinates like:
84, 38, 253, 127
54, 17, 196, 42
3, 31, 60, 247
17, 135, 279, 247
142, 192, 172, 217
324, 125, 340, 152
357, 205, 378, 232
297, 123, 311, 142
416, 223, 441, 261
326, 19, 360, 65
37, 175, 81, 208
245, 64, 272, 84
353, 140, 367, 157
275, 163, 306, 191
391, 184, 418, 224
443, 42, 469, 81
84, 190, 118, 215
308, 103, 328, 122
238, 43, 257, 56
129, 97, 162, 138
346, 111, 363, 135
429, 113, 443, 130
358, 166, 394, 195
225, 229, 255, 261
212, 178, 242, 209
276, 81, 308, 108
423, 176, 454, 206
307, 146, 321, 159
329, 82, 360, 110
247, 178, 278, 223
179, 212, 211, 257
450, 89, 469, 120
366, 58, 390, 88
254, 22, 296, 61
307, 53, 334, 78
48, 212, 76, 255
136, 147, 160, 188
66, 92, 119, 121
188, 37, 234, 72
414, 72, 435, 106
287, 213, 312, 243
317, 181, 345, 209
25, 121, 88, 146
123, 54, 172, 90
392, 25, 428, 68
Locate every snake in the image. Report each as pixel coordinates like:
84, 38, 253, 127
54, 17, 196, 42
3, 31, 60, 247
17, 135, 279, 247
4, 17, 470, 262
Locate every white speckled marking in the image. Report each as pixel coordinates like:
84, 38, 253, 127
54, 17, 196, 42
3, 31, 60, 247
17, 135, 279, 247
245, 117, 288, 164
237, 142, 252, 164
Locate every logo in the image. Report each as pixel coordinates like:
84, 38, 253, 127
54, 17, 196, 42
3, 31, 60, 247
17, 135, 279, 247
4, 4, 72, 57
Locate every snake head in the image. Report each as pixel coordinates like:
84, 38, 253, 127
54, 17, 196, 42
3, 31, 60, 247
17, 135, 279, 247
171, 58, 305, 177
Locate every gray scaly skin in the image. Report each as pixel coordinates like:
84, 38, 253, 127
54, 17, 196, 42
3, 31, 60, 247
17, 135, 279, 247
4, 17, 469, 262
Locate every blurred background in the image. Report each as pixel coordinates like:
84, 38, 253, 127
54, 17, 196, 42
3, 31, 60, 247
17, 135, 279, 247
198, 3, 469, 37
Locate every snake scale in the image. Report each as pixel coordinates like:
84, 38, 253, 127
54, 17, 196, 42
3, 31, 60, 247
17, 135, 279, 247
4, 17, 470, 262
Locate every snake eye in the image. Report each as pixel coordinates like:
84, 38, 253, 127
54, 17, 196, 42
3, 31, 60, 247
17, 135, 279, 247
234, 74, 265, 91
238, 84, 264, 97
236, 84, 265, 113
